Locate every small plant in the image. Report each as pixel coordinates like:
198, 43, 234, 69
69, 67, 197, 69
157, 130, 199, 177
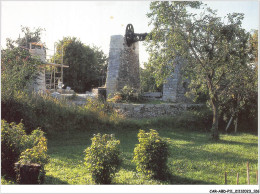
107, 93, 123, 103
84, 133, 121, 184
1, 120, 27, 178
108, 85, 144, 103
132, 129, 170, 180
1, 120, 49, 182
18, 129, 49, 165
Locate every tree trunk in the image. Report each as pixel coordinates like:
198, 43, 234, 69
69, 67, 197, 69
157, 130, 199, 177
211, 98, 220, 141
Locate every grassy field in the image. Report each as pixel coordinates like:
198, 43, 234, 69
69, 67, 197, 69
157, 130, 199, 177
39, 126, 258, 185
1, 93, 258, 185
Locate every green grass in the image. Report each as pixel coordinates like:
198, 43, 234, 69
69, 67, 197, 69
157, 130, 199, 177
1, 92, 258, 185
39, 127, 258, 185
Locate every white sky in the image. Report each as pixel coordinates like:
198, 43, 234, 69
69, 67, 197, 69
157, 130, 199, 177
0, 1, 259, 65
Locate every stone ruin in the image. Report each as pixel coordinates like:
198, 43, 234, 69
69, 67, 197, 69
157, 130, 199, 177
104, 24, 190, 103
28, 42, 46, 92
105, 35, 140, 98
162, 56, 190, 103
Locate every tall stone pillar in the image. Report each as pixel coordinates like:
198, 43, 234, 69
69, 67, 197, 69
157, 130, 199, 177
29, 43, 46, 92
162, 57, 189, 103
106, 35, 140, 98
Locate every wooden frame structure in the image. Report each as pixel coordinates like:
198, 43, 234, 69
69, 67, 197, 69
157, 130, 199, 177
44, 63, 69, 90
29, 42, 69, 91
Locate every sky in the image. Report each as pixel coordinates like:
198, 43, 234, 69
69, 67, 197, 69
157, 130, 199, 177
0, 1, 259, 65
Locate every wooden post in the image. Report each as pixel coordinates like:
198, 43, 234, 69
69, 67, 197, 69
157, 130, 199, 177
247, 162, 250, 185
256, 170, 258, 184
225, 172, 227, 184
236, 173, 239, 185
225, 116, 233, 132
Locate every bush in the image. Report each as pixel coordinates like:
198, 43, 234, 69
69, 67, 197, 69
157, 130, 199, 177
1, 120, 49, 179
1, 120, 27, 178
132, 129, 170, 180
84, 133, 121, 184
108, 86, 144, 103
18, 129, 49, 165
2, 90, 120, 135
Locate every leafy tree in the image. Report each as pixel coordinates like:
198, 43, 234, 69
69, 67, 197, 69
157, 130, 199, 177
53, 37, 107, 93
2, 26, 45, 98
140, 62, 163, 92
221, 30, 258, 133
1, 27, 43, 126
6, 26, 45, 49
248, 30, 258, 65
1, 47, 41, 100
146, 1, 254, 140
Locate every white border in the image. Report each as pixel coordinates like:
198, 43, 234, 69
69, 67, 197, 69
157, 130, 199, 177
1, 185, 260, 194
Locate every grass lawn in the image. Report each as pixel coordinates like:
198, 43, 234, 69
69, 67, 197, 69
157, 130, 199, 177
41, 127, 258, 185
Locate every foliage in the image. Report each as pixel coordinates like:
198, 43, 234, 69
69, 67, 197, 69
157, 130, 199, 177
108, 86, 144, 103
52, 37, 107, 92
1, 120, 27, 178
140, 63, 162, 92
84, 133, 121, 184
248, 30, 258, 65
19, 130, 49, 165
146, 1, 256, 140
133, 129, 170, 180
1, 120, 49, 178
1, 47, 41, 100
6, 26, 45, 49
3, 119, 257, 185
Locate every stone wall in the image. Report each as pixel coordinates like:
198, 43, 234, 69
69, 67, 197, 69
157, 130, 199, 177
111, 103, 200, 119
106, 35, 140, 98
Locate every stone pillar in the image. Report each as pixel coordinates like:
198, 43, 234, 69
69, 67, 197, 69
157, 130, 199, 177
162, 73, 178, 102
106, 35, 140, 98
162, 57, 189, 103
29, 43, 46, 92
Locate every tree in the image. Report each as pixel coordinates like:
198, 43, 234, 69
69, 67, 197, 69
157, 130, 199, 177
53, 37, 107, 93
1, 48, 41, 100
248, 30, 258, 65
221, 30, 258, 133
146, 1, 253, 140
1, 27, 43, 124
6, 26, 45, 49
140, 62, 162, 92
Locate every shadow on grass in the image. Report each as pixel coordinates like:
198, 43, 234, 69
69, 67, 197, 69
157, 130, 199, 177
165, 173, 216, 184
219, 139, 258, 147
44, 175, 69, 184
160, 129, 258, 148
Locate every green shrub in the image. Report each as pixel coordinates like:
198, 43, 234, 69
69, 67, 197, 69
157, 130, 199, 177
84, 133, 121, 184
1, 120, 49, 179
18, 129, 49, 165
133, 129, 170, 180
1, 120, 27, 178
108, 85, 144, 103
2, 90, 120, 135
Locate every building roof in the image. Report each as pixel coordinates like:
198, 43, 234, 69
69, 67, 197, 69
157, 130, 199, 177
30, 42, 44, 46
